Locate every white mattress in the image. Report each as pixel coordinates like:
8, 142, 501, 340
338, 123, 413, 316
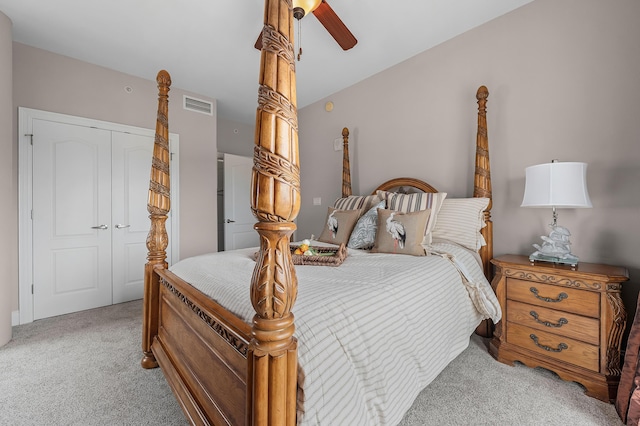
170, 241, 501, 425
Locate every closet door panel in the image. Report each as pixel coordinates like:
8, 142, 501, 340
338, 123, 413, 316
32, 120, 112, 319
112, 132, 171, 303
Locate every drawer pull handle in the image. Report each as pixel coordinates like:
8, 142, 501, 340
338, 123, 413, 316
530, 311, 568, 328
530, 287, 568, 303
530, 334, 568, 353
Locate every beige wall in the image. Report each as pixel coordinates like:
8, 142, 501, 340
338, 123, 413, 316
0, 12, 13, 345
218, 117, 254, 158
11, 43, 218, 317
297, 0, 640, 313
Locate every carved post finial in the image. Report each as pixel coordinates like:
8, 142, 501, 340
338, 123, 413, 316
342, 127, 352, 197
146, 70, 172, 260
474, 85, 491, 205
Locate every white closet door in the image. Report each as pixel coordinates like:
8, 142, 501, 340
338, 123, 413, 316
32, 120, 113, 319
112, 132, 171, 303
223, 153, 259, 250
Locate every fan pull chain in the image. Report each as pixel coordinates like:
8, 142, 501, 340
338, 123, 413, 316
297, 18, 303, 61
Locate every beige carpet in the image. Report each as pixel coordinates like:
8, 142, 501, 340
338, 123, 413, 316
0, 300, 623, 425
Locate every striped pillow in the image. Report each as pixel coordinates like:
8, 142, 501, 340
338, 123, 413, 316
376, 190, 447, 245
431, 198, 490, 251
333, 194, 381, 212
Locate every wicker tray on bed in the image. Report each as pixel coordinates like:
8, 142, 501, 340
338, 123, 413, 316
290, 243, 347, 266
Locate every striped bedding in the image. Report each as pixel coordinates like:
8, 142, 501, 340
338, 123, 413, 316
170, 241, 501, 425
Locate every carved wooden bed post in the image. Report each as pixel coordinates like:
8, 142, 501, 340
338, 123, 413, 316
141, 70, 171, 369
474, 86, 492, 280
342, 127, 352, 197
473, 86, 493, 338
250, 0, 300, 424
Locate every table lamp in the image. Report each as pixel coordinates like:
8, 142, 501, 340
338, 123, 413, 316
521, 160, 592, 267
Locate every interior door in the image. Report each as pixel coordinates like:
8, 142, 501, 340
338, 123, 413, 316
223, 153, 259, 250
32, 120, 113, 319
111, 131, 171, 303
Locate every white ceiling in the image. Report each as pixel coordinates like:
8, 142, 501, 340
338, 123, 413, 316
0, 0, 532, 124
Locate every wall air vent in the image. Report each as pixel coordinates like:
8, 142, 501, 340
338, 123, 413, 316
183, 95, 213, 116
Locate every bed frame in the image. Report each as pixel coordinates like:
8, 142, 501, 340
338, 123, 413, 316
141, 2, 492, 424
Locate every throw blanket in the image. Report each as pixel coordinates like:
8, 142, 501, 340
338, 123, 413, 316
170, 241, 501, 425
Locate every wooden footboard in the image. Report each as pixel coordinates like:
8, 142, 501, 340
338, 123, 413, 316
153, 269, 251, 425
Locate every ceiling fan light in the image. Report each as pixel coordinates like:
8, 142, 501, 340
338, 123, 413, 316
293, 0, 322, 17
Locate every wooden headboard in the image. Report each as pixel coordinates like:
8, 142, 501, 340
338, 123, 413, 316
374, 177, 439, 194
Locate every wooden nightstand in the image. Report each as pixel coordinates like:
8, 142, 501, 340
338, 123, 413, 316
489, 254, 629, 402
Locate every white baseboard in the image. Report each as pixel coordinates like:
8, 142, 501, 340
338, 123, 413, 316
12, 310, 20, 326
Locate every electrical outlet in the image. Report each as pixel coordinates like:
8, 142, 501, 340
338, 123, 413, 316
313, 197, 322, 206
333, 138, 342, 151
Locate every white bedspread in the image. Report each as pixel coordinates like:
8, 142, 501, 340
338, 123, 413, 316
170, 241, 501, 426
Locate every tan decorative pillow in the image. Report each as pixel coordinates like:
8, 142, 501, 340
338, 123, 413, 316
376, 190, 447, 245
371, 208, 431, 256
317, 207, 361, 245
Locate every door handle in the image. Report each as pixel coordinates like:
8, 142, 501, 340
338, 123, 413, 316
115, 224, 131, 229
91, 225, 108, 230
225, 219, 236, 223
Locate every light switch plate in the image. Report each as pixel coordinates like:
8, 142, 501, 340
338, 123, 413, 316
333, 138, 342, 151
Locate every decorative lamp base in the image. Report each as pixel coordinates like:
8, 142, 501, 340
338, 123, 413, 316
529, 252, 579, 268
529, 224, 579, 269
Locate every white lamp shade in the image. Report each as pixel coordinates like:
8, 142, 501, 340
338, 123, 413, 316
521, 162, 592, 208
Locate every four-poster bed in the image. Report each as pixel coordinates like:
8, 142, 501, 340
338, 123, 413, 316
141, 2, 497, 424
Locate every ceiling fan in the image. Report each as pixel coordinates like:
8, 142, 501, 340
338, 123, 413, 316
254, 0, 357, 51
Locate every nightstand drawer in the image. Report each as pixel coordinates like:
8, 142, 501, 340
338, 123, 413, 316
507, 278, 599, 318
507, 323, 599, 372
506, 300, 600, 345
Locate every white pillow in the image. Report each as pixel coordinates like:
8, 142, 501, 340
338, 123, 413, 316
430, 198, 490, 251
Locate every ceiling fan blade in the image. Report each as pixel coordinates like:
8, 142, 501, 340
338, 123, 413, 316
312, 0, 357, 51
254, 31, 263, 50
